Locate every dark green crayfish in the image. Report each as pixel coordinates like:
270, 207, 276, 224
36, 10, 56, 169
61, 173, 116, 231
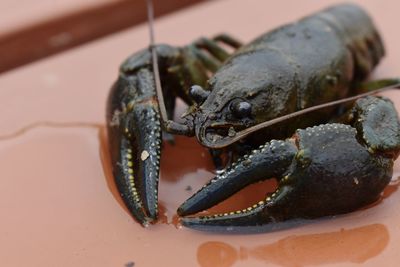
106, 3, 400, 232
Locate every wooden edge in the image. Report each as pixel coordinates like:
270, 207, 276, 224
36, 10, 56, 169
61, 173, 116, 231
0, 0, 208, 74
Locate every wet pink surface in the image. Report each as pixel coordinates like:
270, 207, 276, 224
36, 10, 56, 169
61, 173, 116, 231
0, 0, 400, 266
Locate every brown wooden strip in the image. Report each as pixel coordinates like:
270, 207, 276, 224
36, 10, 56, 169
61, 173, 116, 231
0, 0, 207, 73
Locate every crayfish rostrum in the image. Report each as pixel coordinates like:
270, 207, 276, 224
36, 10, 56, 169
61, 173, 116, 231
106, 3, 400, 232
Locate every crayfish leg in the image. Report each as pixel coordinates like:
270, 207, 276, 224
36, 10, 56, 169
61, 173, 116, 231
213, 33, 243, 49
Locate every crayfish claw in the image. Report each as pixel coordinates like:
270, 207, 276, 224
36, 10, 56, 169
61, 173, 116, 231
107, 126, 153, 226
181, 186, 303, 233
180, 109, 400, 232
178, 140, 297, 217
107, 69, 162, 225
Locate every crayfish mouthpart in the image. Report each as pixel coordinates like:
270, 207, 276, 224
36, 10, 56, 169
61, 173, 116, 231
228, 126, 237, 137
197, 122, 248, 148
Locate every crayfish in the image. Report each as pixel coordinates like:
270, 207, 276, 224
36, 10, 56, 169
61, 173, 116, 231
106, 3, 400, 232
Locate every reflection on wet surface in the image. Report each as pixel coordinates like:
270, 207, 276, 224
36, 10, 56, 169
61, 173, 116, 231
197, 241, 238, 267
99, 126, 130, 213
248, 224, 389, 266
382, 178, 400, 199
4, 99, 397, 266
1, 104, 399, 267
1, 112, 397, 267
197, 224, 389, 267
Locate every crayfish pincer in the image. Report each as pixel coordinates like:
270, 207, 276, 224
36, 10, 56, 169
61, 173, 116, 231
106, 3, 400, 231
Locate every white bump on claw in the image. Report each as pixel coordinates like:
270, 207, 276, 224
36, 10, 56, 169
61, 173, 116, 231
141, 150, 150, 161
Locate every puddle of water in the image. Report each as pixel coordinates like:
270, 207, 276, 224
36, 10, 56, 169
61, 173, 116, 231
197, 224, 389, 267
1, 107, 399, 267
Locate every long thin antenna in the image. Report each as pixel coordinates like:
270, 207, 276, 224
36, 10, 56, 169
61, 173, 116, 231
146, 0, 169, 123
201, 82, 400, 148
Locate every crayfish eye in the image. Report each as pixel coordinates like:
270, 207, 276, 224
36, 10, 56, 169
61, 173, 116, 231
231, 101, 252, 118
